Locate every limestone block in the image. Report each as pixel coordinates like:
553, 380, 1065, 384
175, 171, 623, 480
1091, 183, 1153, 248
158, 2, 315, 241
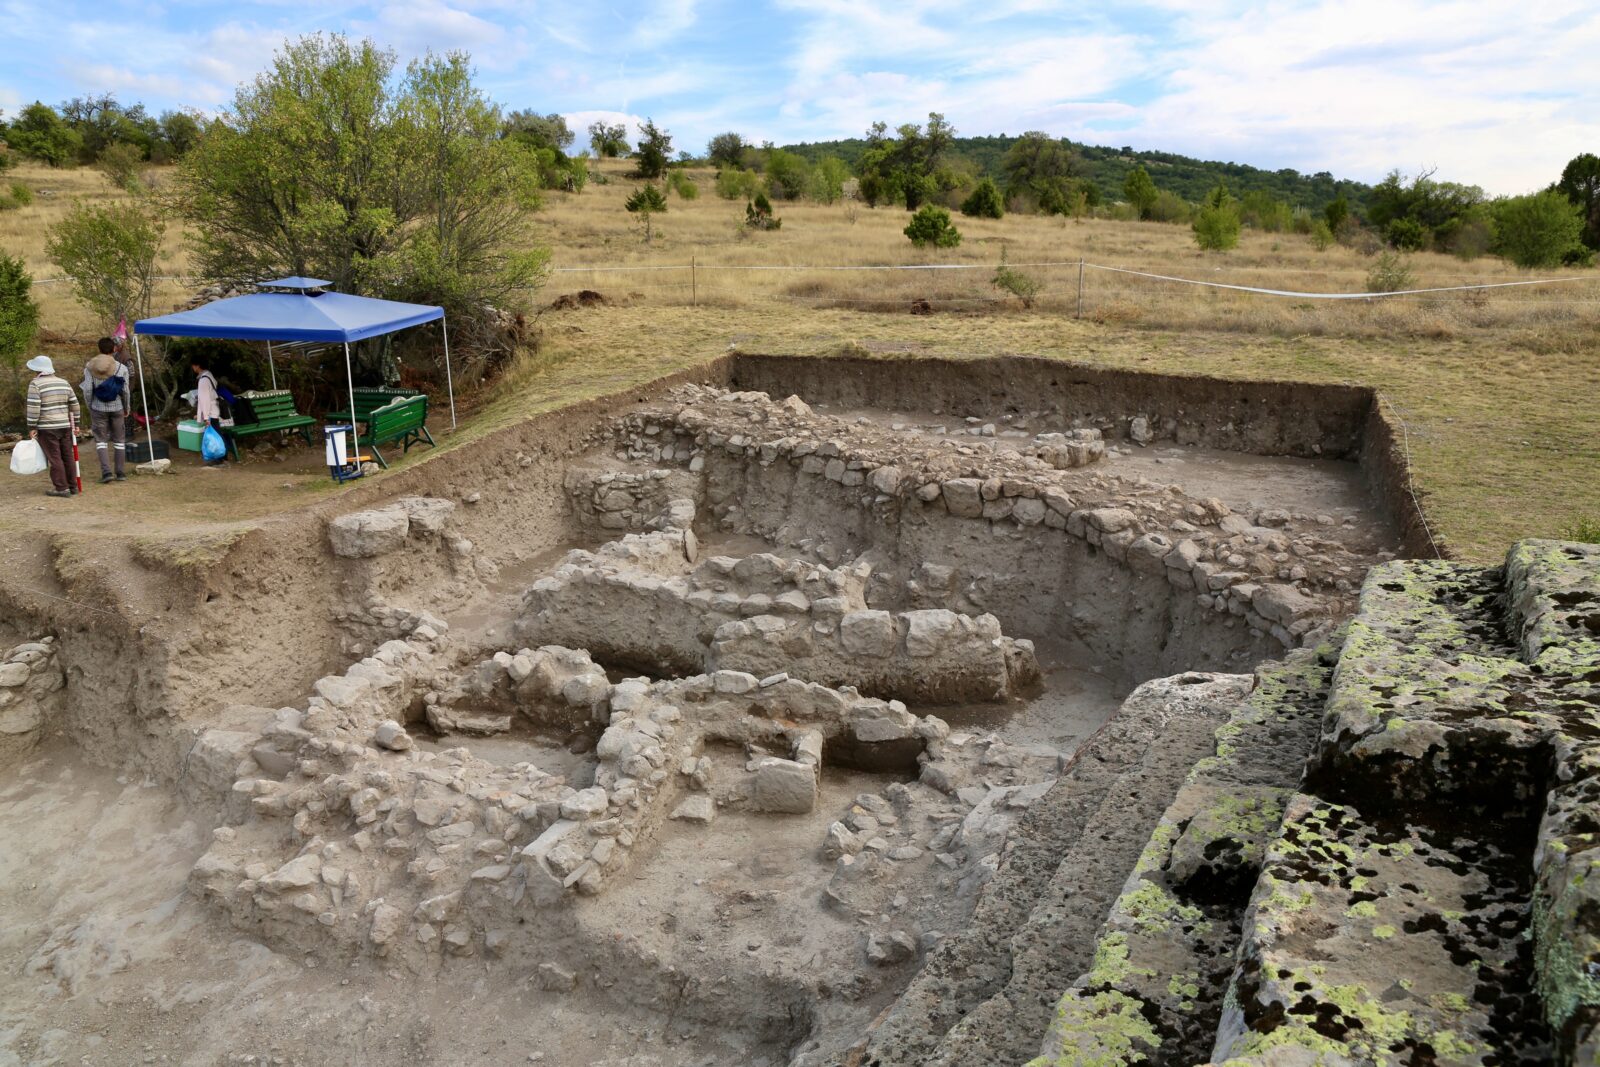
753, 757, 818, 814
840, 611, 896, 657
328, 509, 410, 558
903, 610, 957, 657
942, 479, 984, 518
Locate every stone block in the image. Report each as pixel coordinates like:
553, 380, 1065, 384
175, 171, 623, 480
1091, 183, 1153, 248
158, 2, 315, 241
753, 757, 818, 814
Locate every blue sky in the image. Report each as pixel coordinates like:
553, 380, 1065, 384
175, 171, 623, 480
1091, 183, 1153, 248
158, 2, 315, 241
3, 0, 1597, 193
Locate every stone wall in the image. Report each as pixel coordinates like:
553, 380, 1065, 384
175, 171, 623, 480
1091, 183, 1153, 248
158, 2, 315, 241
0, 636, 65, 763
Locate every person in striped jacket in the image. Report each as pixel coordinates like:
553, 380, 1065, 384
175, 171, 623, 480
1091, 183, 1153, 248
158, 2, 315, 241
25, 355, 81, 497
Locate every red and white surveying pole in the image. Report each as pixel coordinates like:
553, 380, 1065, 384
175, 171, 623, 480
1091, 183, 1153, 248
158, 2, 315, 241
69, 408, 83, 494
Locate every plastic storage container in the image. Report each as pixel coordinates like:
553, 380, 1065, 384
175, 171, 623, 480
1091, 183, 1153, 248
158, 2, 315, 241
177, 419, 205, 452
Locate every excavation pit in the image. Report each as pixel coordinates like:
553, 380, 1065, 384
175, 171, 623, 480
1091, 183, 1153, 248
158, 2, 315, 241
6, 355, 1497, 1067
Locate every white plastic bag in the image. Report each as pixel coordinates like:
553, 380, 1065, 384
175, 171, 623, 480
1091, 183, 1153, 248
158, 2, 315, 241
9, 439, 46, 476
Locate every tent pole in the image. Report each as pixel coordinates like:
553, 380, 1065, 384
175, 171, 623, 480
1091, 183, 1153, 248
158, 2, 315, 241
343, 341, 357, 470
132, 333, 155, 460
441, 316, 456, 429
266, 340, 278, 390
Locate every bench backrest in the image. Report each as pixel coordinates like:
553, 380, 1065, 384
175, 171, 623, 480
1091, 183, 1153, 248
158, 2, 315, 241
351, 387, 421, 418
239, 390, 303, 424
369, 394, 427, 439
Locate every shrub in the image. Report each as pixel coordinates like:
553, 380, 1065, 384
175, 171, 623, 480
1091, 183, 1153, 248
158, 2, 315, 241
1192, 184, 1240, 251
667, 169, 698, 200
716, 168, 760, 200
807, 157, 848, 204
991, 248, 1039, 307
46, 199, 165, 325
0, 252, 40, 422
1309, 220, 1334, 251
1366, 250, 1416, 293
960, 178, 1004, 219
904, 204, 961, 248
762, 149, 810, 200
1123, 166, 1157, 219
745, 192, 781, 231
1386, 216, 1428, 251
1147, 190, 1192, 224
1562, 516, 1600, 544
10, 182, 34, 206
634, 119, 673, 179
97, 142, 148, 191
1324, 196, 1349, 234
1492, 190, 1586, 268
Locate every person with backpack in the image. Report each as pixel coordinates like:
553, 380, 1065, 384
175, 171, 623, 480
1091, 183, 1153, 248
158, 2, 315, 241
191, 355, 227, 466
24, 355, 81, 497
81, 337, 130, 483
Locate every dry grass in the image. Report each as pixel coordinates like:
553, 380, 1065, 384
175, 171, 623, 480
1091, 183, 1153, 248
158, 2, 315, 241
6, 158, 1598, 562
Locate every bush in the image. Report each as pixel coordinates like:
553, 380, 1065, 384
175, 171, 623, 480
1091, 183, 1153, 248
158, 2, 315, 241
991, 248, 1038, 307
1493, 190, 1586, 268
1386, 216, 1428, 251
97, 142, 147, 191
960, 178, 1004, 219
667, 169, 698, 200
1439, 216, 1492, 260
1123, 166, 1157, 219
625, 183, 668, 241
1562, 516, 1600, 544
0, 252, 40, 423
716, 168, 760, 200
1366, 251, 1416, 293
1146, 190, 1192, 224
46, 199, 165, 325
1192, 184, 1240, 251
745, 192, 781, 231
904, 204, 961, 248
807, 157, 847, 204
634, 119, 673, 179
1309, 220, 1334, 251
762, 149, 810, 200
10, 181, 33, 206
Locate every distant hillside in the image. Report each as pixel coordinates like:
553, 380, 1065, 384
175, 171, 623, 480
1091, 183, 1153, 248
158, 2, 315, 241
780, 134, 1370, 210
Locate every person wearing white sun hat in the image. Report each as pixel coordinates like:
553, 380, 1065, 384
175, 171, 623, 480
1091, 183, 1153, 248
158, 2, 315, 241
24, 354, 81, 497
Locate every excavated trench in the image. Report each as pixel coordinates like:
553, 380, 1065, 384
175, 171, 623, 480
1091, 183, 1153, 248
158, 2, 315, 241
0, 355, 1435, 1067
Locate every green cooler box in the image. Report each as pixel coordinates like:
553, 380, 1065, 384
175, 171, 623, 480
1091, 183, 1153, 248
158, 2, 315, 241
177, 419, 205, 452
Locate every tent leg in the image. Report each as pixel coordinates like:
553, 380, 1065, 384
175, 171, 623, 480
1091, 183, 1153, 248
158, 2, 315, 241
267, 340, 277, 390
343, 341, 357, 471
441, 316, 456, 430
132, 334, 155, 461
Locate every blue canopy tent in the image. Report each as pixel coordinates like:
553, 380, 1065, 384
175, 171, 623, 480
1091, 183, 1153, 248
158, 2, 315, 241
131, 278, 455, 463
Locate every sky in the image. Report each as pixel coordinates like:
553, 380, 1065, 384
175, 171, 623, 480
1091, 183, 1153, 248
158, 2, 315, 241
2, 0, 1597, 194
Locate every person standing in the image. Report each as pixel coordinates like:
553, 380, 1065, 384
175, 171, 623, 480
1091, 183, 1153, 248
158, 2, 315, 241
192, 355, 225, 467
81, 337, 130, 483
24, 355, 81, 498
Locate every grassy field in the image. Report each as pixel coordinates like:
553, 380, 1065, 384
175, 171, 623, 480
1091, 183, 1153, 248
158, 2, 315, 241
4, 158, 1597, 561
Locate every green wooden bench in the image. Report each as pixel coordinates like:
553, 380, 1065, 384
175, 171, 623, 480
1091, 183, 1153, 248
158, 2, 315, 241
325, 387, 422, 431
357, 394, 434, 469
223, 390, 317, 461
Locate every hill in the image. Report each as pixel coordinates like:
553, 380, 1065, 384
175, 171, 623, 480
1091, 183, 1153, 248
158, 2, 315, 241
780, 133, 1370, 210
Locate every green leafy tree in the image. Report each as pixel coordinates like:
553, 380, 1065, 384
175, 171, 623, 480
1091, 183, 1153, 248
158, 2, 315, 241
960, 177, 1004, 219
1556, 152, 1600, 250
856, 113, 957, 210
504, 110, 573, 150
715, 167, 760, 200
1003, 132, 1082, 214
1192, 182, 1241, 251
6, 102, 83, 166
0, 252, 40, 423
1324, 195, 1349, 234
634, 118, 672, 179
1492, 190, 1586, 268
588, 120, 629, 159
807, 156, 847, 204
45, 199, 165, 327
761, 147, 811, 200
904, 204, 961, 248
157, 110, 203, 158
625, 183, 667, 241
59, 93, 157, 163
707, 132, 748, 169
1123, 165, 1158, 219
174, 35, 548, 326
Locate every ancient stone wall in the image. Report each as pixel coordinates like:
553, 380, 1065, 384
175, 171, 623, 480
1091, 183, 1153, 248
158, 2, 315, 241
0, 636, 65, 763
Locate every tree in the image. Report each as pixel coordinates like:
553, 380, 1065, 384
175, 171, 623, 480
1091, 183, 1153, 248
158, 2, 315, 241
857, 113, 958, 210
625, 183, 667, 241
707, 132, 748, 169
635, 118, 672, 179
1324, 195, 1349, 235
157, 111, 203, 158
6, 102, 82, 166
588, 120, 629, 159
745, 192, 781, 230
904, 204, 961, 248
45, 199, 165, 327
808, 156, 848, 204
0, 252, 40, 423
1492, 190, 1586, 268
505, 111, 573, 151
762, 148, 810, 199
1192, 182, 1241, 251
174, 35, 548, 326
1123, 165, 1158, 219
961, 177, 1004, 219
97, 142, 147, 191
1557, 152, 1600, 250
58, 93, 156, 163
716, 167, 760, 200
1002, 131, 1082, 214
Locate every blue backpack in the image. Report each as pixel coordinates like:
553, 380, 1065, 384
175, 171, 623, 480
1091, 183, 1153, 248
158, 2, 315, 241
92, 371, 124, 403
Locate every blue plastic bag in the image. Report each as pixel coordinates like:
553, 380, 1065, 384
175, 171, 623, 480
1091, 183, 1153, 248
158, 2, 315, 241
201, 425, 227, 462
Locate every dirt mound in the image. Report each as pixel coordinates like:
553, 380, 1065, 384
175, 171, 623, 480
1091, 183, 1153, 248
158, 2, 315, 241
550, 290, 609, 310
909, 298, 933, 315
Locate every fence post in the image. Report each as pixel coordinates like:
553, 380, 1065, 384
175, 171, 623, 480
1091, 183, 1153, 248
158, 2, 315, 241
691, 256, 697, 307
1076, 258, 1085, 319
